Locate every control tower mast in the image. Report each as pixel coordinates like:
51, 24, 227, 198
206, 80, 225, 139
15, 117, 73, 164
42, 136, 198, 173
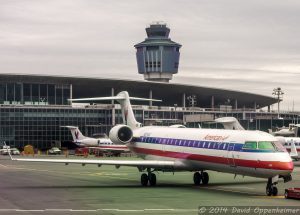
134, 22, 182, 82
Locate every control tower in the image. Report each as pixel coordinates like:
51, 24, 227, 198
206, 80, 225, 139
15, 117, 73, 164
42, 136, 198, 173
134, 23, 182, 82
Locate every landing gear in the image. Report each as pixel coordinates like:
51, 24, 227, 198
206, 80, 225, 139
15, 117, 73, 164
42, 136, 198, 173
193, 172, 202, 185
266, 177, 278, 196
149, 173, 156, 186
140, 169, 157, 187
193, 171, 209, 185
141, 173, 148, 186
202, 172, 209, 185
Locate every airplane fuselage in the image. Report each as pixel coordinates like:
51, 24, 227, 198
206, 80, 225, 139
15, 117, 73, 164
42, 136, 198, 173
129, 127, 293, 179
75, 138, 129, 152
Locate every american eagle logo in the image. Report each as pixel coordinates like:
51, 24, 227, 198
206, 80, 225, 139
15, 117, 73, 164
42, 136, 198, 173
75, 131, 79, 140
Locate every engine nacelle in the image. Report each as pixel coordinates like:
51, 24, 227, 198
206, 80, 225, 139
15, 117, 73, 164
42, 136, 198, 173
109, 125, 133, 145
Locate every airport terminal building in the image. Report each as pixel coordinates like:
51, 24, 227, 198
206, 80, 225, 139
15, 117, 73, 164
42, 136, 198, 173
0, 73, 299, 149
0, 24, 299, 149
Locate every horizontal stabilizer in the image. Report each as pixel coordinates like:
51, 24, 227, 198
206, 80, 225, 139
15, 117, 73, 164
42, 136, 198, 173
60, 126, 78, 129
69, 96, 161, 102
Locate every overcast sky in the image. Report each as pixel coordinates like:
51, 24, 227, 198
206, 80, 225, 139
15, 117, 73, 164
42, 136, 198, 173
0, 0, 299, 110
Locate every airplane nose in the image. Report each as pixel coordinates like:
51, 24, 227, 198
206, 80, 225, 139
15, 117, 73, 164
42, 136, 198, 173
285, 161, 294, 171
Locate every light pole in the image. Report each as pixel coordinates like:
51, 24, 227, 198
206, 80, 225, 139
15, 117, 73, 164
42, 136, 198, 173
272, 87, 284, 119
174, 104, 177, 121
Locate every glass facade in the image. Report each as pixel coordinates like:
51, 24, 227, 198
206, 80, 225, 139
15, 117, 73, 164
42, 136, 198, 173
0, 82, 71, 105
0, 106, 115, 149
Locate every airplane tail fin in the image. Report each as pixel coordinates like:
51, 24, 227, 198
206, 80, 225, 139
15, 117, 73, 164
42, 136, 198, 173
214, 117, 245, 130
69, 91, 161, 129
290, 141, 298, 160
61, 126, 86, 141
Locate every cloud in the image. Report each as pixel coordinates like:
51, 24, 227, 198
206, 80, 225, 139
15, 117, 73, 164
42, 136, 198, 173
0, 0, 299, 110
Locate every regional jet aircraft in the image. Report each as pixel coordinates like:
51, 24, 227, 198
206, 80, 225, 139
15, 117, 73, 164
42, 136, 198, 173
9, 91, 293, 196
276, 137, 299, 161
62, 126, 129, 155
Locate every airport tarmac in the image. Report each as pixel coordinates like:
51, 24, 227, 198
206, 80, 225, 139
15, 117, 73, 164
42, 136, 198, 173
0, 155, 299, 214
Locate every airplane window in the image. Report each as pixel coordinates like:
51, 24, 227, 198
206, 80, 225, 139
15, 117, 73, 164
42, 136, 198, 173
203, 143, 206, 148
190, 140, 194, 147
258, 141, 275, 150
208, 143, 211, 149
243, 141, 257, 149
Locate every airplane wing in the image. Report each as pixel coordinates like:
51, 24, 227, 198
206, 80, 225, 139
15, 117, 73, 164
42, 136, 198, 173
9, 154, 184, 170
290, 142, 299, 160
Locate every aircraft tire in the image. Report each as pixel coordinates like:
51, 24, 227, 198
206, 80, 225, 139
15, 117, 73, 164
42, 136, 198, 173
149, 173, 157, 186
141, 173, 148, 186
193, 172, 201, 185
272, 187, 278, 196
202, 172, 209, 185
266, 186, 273, 196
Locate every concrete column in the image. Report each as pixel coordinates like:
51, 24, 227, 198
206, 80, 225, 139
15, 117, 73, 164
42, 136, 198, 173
111, 88, 114, 105
235, 99, 238, 110
149, 90, 152, 107
211, 96, 215, 110
254, 102, 257, 111
69, 84, 72, 106
182, 93, 186, 109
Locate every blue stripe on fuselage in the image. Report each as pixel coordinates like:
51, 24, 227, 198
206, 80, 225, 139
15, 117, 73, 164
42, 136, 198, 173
133, 136, 275, 153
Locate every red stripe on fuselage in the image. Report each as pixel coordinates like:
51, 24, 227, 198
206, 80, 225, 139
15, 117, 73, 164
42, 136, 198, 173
132, 147, 293, 171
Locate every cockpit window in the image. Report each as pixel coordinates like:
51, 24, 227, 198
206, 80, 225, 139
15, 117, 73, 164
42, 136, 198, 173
258, 141, 275, 150
273, 141, 287, 152
243, 141, 257, 149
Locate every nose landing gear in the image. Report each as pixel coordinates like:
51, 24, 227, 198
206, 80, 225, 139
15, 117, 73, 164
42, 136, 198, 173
266, 177, 278, 196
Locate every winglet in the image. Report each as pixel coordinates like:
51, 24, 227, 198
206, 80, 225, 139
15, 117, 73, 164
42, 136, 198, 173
290, 141, 298, 159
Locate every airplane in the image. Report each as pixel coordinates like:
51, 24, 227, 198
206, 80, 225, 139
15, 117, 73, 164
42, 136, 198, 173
270, 124, 300, 137
9, 91, 293, 196
61, 126, 129, 155
275, 137, 299, 161
204, 117, 245, 130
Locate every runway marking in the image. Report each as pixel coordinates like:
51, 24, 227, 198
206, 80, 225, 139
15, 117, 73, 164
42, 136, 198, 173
255, 195, 285, 199
202, 186, 261, 196
228, 186, 255, 190
87, 172, 128, 176
0, 164, 8, 168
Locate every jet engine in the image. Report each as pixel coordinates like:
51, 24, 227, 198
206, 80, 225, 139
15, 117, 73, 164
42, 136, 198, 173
109, 125, 133, 145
